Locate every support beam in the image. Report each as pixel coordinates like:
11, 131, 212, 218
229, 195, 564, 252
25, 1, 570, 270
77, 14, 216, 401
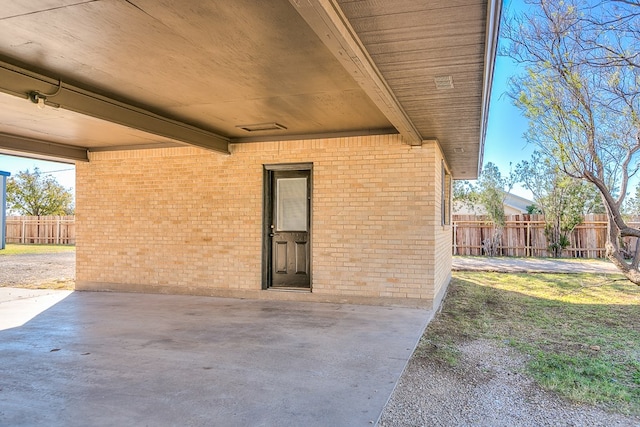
0, 133, 88, 163
232, 127, 398, 144
289, 0, 423, 146
0, 60, 229, 154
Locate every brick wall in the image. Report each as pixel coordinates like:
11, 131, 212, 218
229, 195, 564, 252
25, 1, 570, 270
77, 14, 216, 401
76, 134, 451, 308
433, 155, 453, 307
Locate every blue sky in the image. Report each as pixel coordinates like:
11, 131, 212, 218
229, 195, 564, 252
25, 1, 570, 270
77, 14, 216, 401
0, 0, 533, 198
0, 154, 76, 192
483, 56, 534, 198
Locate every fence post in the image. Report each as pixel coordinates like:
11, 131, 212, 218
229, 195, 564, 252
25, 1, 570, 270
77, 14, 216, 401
452, 222, 458, 255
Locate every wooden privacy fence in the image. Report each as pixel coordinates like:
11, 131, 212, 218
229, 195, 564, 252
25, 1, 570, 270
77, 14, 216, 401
453, 214, 640, 259
5, 216, 75, 245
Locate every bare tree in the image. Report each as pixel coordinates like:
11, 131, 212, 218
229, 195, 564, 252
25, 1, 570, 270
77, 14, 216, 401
504, 0, 640, 283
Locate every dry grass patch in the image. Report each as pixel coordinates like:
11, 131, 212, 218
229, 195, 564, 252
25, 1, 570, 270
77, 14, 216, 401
15, 279, 75, 291
0, 244, 75, 256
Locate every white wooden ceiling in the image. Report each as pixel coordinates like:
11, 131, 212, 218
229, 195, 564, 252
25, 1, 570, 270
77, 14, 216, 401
0, 0, 500, 178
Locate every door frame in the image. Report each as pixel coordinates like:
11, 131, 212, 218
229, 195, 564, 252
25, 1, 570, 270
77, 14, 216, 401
262, 162, 313, 290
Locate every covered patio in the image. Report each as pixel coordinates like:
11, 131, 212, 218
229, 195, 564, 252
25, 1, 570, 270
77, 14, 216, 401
0, 0, 500, 307
0, 1, 502, 424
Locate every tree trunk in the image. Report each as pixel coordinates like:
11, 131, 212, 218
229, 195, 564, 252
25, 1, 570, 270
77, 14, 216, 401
605, 214, 640, 285
482, 227, 503, 257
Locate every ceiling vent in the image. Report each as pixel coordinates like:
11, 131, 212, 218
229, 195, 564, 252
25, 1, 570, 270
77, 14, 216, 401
434, 75, 454, 90
236, 122, 287, 132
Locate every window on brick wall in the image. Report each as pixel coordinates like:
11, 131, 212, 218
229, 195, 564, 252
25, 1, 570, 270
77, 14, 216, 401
441, 161, 451, 226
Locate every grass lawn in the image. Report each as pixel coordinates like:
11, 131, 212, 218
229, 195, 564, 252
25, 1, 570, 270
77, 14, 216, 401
419, 271, 640, 415
0, 243, 75, 255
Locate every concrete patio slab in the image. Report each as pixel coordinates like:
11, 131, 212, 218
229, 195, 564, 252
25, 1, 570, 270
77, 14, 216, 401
0, 287, 73, 330
0, 290, 432, 426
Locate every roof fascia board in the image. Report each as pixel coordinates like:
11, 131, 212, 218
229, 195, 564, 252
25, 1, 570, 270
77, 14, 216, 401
289, 0, 423, 146
0, 60, 230, 154
477, 0, 503, 176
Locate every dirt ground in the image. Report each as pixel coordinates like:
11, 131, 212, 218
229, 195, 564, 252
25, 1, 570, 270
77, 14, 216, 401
0, 252, 75, 289
379, 339, 640, 426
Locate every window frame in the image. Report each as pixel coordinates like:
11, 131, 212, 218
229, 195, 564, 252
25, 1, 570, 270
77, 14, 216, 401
441, 161, 452, 226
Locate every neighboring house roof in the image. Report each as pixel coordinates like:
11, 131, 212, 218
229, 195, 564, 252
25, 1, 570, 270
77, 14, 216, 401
503, 193, 535, 214
453, 192, 534, 215
0, 0, 501, 179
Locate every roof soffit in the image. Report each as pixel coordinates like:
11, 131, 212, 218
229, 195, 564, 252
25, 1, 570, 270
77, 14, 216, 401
0, 0, 500, 175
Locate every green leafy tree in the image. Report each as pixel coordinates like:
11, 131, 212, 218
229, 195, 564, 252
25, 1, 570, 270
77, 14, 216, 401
504, 0, 640, 283
526, 204, 542, 214
7, 168, 74, 216
454, 162, 514, 256
516, 151, 600, 257
476, 163, 512, 230
453, 180, 480, 213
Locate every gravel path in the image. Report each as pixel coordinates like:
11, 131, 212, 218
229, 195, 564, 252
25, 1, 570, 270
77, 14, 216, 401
0, 252, 75, 287
452, 255, 620, 274
379, 340, 640, 426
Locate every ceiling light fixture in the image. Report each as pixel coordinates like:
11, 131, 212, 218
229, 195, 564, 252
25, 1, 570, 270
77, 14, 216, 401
236, 122, 287, 132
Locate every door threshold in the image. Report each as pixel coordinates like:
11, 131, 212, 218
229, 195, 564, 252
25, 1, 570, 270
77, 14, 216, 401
267, 287, 311, 293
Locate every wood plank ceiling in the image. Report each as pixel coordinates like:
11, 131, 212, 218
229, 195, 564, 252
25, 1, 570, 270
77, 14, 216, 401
0, 0, 500, 178
338, 0, 495, 178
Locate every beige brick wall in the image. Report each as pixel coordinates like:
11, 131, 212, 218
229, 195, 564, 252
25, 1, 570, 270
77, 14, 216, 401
76, 134, 452, 307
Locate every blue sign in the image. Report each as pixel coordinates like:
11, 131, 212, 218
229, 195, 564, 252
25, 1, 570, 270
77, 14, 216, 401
1, 171, 10, 250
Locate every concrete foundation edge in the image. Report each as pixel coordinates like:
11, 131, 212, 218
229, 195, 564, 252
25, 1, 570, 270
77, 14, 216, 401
432, 271, 452, 313
75, 281, 435, 309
